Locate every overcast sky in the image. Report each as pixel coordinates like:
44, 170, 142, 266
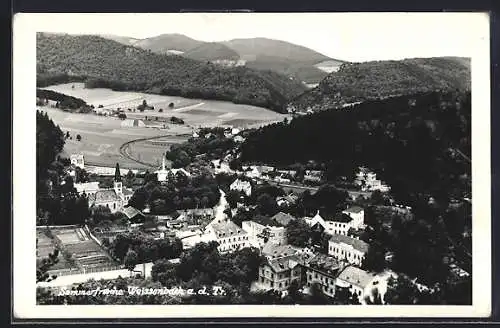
29, 12, 487, 62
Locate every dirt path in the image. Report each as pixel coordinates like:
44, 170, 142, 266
118, 134, 190, 168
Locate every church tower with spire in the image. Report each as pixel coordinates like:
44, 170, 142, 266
114, 163, 123, 195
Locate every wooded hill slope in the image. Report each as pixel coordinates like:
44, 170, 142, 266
37, 33, 307, 113
287, 57, 471, 113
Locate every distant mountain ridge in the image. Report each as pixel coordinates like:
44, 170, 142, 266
287, 57, 471, 113
184, 42, 240, 62
103, 33, 346, 84
37, 33, 307, 113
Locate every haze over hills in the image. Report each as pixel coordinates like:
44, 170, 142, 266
134, 33, 204, 54
100, 34, 140, 46
107, 33, 346, 84
288, 57, 471, 113
37, 33, 307, 113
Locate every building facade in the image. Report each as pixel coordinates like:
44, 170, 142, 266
230, 179, 252, 197
242, 220, 287, 247
258, 255, 303, 291
304, 254, 342, 298
328, 234, 369, 266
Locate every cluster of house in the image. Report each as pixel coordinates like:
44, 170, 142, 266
192, 126, 245, 143
355, 167, 390, 192
71, 158, 134, 213
257, 241, 394, 304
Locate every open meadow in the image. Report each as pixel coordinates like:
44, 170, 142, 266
43, 83, 288, 128
39, 83, 289, 169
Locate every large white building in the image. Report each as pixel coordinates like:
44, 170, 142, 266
180, 220, 251, 254
74, 181, 100, 195
305, 206, 365, 236
328, 234, 369, 266
242, 220, 287, 248
230, 178, 252, 197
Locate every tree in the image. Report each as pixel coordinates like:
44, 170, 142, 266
256, 193, 278, 216
286, 218, 311, 247
76, 134, 82, 141
308, 282, 330, 304
118, 113, 127, 120
361, 241, 387, 272
159, 108, 163, 112
370, 190, 386, 205
36, 240, 59, 283
226, 189, 242, 208
384, 275, 421, 305
168, 102, 174, 108
124, 249, 139, 273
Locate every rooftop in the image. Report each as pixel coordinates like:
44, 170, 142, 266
267, 254, 301, 273
329, 234, 369, 253
262, 243, 298, 258
328, 213, 354, 223
123, 188, 134, 196
337, 266, 376, 289
211, 220, 246, 238
307, 253, 342, 276
271, 212, 295, 226
121, 206, 143, 219
88, 190, 121, 203
344, 206, 364, 214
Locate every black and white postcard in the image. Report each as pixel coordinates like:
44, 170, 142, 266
13, 12, 491, 319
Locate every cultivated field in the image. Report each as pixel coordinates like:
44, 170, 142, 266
44, 226, 118, 272
42, 83, 288, 128
39, 83, 289, 169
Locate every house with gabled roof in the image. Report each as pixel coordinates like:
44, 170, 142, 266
335, 265, 387, 304
328, 234, 369, 266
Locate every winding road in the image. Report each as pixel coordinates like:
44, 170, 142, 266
118, 133, 191, 169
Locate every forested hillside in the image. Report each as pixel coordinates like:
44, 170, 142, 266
184, 42, 240, 61
37, 33, 307, 113
36, 89, 92, 112
241, 91, 471, 205
288, 57, 471, 112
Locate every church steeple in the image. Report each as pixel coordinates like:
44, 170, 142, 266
114, 163, 123, 195
114, 163, 121, 182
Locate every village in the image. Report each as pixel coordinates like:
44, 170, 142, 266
35, 120, 472, 305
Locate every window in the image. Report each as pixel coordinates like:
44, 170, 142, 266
307, 283, 311, 287
285, 281, 288, 287
113, 203, 116, 209
271, 282, 274, 287
271, 273, 274, 279
279, 282, 282, 288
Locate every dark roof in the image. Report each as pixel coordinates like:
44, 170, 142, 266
330, 213, 354, 223
329, 234, 369, 253
88, 190, 121, 203
271, 212, 295, 226
307, 254, 342, 276
267, 254, 301, 273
